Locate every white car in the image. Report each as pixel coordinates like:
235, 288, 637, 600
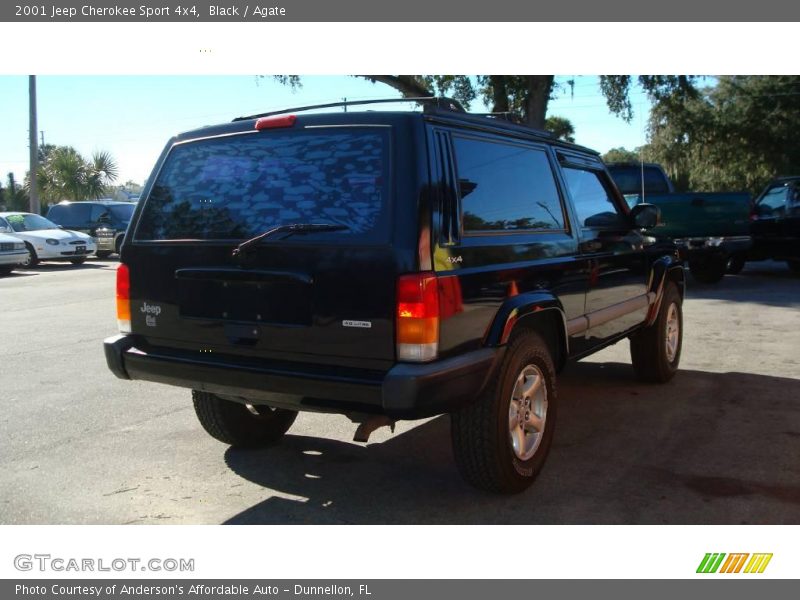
0, 212, 97, 267
0, 231, 27, 275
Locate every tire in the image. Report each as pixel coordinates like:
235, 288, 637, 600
115, 236, 123, 255
689, 257, 726, 284
787, 260, 800, 274
22, 243, 39, 267
192, 390, 297, 448
629, 282, 683, 383
726, 253, 746, 274
70, 258, 87, 265
451, 331, 557, 494
0, 265, 13, 276
96, 251, 112, 259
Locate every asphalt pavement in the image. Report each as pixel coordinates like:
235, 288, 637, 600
0, 259, 798, 524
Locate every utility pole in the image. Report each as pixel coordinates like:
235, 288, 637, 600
29, 75, 40, 215
40, 131, 45, 149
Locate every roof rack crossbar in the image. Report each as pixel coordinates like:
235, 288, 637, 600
233, 96, 466, 122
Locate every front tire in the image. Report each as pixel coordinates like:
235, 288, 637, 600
451, 331, 557, 494
70, 258, 86, 265
726, 253, 746, 274
96, 251, 112, 259
0, 265, 13, 276
192, 391, 298, 448
630, 282, 683, 383
22, 243, 39, 267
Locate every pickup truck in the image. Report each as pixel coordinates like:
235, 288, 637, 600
748, 176, 800, 273
607, 162, 752, 283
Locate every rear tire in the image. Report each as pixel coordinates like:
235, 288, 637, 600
689, 257, 726, 283
630, 282, 683, 383
451, 331, 557, 494
726, 253, 746, 274
96, 251, 112, 259
787, 260, 800, 274
192, 391, 297, 448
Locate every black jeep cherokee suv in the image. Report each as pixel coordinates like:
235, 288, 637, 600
104, 98, 684, 493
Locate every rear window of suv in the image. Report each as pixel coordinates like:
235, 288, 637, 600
135, 128, 390, 242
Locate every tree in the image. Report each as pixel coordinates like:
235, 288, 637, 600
602, 147, 641, 163
274, 75, 700, 133
544, 116, 575, 142
29, 146, 118, 208
5, 173, 29, 212
643, 76, 800, 193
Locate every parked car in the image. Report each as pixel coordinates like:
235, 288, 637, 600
46, 200, 136, 258
607, 162, 752, 283
0, 212, 97, 266
746, 176, 800, 273
0, 231, 27, 275
104, 98, 685, 493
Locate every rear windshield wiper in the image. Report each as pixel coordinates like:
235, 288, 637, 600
232, 223, 350, 257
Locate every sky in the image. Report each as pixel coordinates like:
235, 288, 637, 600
0, 75, 652, 187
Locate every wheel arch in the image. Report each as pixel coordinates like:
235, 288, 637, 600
645, 254, 685, 326
484, 293, 568, 371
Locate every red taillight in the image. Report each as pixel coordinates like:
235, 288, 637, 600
255, 114, 297, 130
396, 272, 439, 362
116, 263, 131, 333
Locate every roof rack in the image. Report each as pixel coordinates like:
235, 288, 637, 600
470, 111, 525, 124
233, 96, 466, 122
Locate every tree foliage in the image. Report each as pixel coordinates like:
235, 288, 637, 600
29, 146, 119, 207
643, 76, 800, 193
2, 173, 29, 211
544, 116, 575, 142
602, 147, 641, 163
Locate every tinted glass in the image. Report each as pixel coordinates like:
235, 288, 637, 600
109, 204, 136, 222
608, 165, 671, 195
757, 185, 789, 216
136, 129, 389, 241
48, 203, 92, 225
563, 168, 625, 228
5, 214, 59, 232
90, 204, 110, 222
453, 137, 564, 232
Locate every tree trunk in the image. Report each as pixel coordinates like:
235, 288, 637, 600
523, 75, 554, 129
489, 75, 509, 113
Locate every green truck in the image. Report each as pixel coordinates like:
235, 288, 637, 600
607, 162, 752, 283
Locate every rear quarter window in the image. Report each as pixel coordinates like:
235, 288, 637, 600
452, 136, 565, 233
135, 128, 390, 242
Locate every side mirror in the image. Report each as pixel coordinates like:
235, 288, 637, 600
630, 203, 660, 230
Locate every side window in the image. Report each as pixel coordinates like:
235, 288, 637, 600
90, 204, 110, 223
452, 136, 565, 233
757, 186, 789, 216
563, 167, 625, 228
60, 204, 92, 226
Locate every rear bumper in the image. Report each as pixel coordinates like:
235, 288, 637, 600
675, 235, 751, 259
104, 335, 502, 420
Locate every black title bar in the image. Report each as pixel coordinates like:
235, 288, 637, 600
4, 0, 800, 22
